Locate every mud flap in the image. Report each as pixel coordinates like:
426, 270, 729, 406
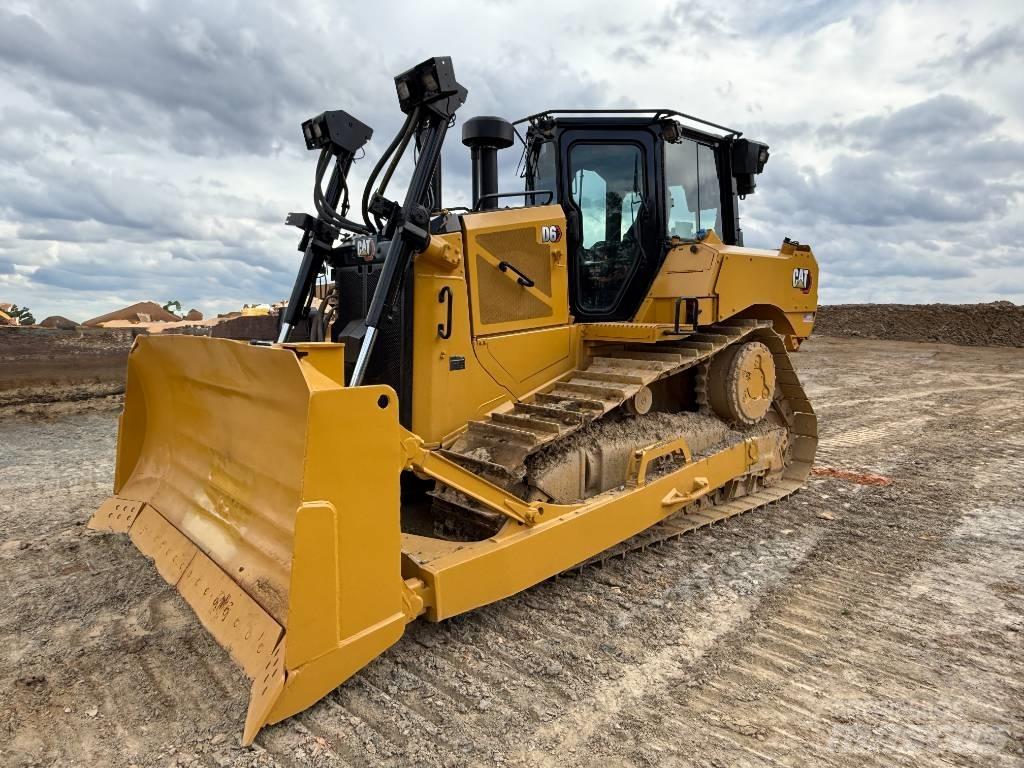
89, 336, 409, 744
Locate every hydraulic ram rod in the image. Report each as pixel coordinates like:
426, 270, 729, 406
277, 163, 346, 344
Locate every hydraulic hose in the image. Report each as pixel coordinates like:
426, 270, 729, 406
360, 107, 420, 231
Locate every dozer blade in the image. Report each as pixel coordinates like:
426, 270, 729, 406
89, 335, 410, 744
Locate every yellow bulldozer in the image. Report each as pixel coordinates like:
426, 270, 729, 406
89, 57, 818, 743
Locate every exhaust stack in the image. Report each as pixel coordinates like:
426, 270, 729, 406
462, 116, 514, 210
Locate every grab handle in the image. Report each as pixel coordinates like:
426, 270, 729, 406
437, 286, 453, 339
498, 261, 535, 288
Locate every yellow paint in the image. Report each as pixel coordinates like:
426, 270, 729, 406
474, 324, 578, 398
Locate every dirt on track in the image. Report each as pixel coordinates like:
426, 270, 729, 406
1, 336, 1023, 767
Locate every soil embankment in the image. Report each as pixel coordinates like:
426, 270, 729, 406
815, 301, 1023, 347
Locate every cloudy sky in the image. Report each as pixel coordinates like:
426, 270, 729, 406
0, 0, 1021, 321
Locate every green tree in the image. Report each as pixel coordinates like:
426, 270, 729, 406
8, 304, 35, 325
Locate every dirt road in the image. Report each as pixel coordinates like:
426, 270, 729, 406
1, 336, 1022, 767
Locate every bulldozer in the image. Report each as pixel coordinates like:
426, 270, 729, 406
89, 56, 818, 743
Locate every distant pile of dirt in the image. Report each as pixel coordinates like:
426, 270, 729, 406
0, 327, 136, 415
83, 300, 179, 326
39, 315, 79, 329
815, 302, 1024, 347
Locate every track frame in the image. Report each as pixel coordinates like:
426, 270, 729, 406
400, 325, 817, 621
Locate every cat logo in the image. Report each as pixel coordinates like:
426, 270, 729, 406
355, 236, 376, 262
541, 224, 562, 244
792, 267, 812, 292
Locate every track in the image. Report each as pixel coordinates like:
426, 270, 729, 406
446, 319, 783, 482
2, 336, 1023, 767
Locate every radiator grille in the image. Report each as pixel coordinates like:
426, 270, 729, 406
333, 263, 412, 426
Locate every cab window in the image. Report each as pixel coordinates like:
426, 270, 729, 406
527, 138, 557, 205
665, 139, 720, 238
568, 143, 645, 314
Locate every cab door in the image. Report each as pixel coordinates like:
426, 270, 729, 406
560, 131, 661, 322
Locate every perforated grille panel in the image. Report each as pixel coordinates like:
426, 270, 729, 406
463, 206, 569, 335
475, 253, 554, 325
476, 229, 553, 296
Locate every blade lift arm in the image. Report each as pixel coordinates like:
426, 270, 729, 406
278, 56, 466, 366
278, 112, 374, 343
350, 58, 466, 385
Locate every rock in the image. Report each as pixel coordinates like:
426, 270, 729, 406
816, 512, 835, 520
210, 733, 226, 745
185, 309, 203, 321
86, 707, 98, 717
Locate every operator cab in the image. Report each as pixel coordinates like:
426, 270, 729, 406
519, 111, 769, 323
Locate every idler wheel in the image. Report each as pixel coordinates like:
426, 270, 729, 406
707, 341, 775, 425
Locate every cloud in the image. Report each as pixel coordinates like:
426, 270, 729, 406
0, 0, 1022, 320
927, 23, 1024, 73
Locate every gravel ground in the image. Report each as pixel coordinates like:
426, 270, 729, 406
1, 335, 1022, 767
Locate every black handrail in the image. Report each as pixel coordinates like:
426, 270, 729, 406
513, 109, 741, 137
673, 297, 700, 333
472, 190, 554, 211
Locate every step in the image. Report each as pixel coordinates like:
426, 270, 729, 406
643, 345, 701, 358
590, 355, 667, 371
687, 333, 730, 345
600, 350, 684, 365
574, 369, 648, 386
708, 324, 747, 337
676, 340, 715, 351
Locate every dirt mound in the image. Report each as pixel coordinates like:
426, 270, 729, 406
815, 301, 1024, 347
0, 327, 135, 415
83, 300, 179, 326
210, 313, 279, 340
39, 315, 79, 330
